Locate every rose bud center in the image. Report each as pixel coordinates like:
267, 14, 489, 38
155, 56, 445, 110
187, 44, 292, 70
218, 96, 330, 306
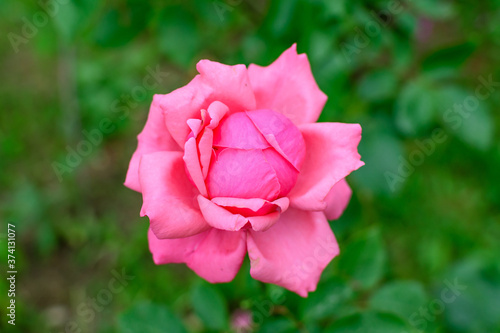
207, 109, 305, 201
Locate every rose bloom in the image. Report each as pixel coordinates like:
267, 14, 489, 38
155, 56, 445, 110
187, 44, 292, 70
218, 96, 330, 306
125, 45, 363, 297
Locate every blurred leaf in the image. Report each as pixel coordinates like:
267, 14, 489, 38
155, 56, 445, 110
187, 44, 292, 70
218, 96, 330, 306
242, 34, 267, 63
397, 12, 417, 36
308, 30, 335, 65
52, 1, 80, 42
300, 277, 353, 321
118, 301, 186, 333
265, 0, 299, 38
319, 0, 347, 18
358, 70, 397, 101
325, 311, 410, 333
422, 67, 457, 81
392, 34, 414, 73
411, 0, 455, 19
422, 42, 476, 72
369, 281, 428, 319
338, 229, 387, 290
37, 220, 57, 257
436, 86, 494, 150
93, 0, 151, 47
395, 79, 435, 136
258, 317, 297, 333
417, 237, 453, 276
191, 282, 229, 330
351, 117, 406, 194
443, 255, 500, 332
158, 8, 199, 68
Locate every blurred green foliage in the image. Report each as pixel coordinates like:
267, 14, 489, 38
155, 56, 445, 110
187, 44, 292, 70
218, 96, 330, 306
1, 0, 500, 332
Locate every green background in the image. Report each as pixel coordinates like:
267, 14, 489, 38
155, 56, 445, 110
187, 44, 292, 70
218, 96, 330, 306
1, 0, 499, 332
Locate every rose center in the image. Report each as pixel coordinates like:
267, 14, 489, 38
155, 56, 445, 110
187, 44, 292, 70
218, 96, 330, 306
206, 109, 305, 201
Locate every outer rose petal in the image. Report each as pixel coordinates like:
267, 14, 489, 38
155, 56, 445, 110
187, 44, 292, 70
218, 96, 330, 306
289, 123, 364, 211
247, 208, 339, 297
148, 228, 247, 283
124, 95, 180, 192
324, 179, 352, 221
161, 62, 256, 148
248, 44, 327, 125
139, 151, 210, 239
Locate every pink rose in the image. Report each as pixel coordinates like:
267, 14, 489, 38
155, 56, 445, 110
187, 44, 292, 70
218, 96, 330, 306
124, 44, 363, 297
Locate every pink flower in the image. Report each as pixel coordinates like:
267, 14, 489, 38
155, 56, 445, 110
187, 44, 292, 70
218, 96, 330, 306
124, 44, 363, 297
231, 309, 253, 332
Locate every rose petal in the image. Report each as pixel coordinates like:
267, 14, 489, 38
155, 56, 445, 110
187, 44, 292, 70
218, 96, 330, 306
186, 101, 230, 180
206, 101, 230, 130
124, 95, 181, 192
139, 151, 210, 239
198, 128, 214, 179
246, 109, 306, 170
161, 62, 256, 147
148, 227, 247, 283
197, 196, 248, 231
262, 148, 299, 197
198, 196, 289, 231
289, 123, 364, 211
247, 208, 339, 297
207, 148, 280, 201
183, 137, 208, 196
324, 179, 352, 221
187, 118, 203, 137
211, 196, 289, 216
248, 44, 327, 126
213, 112, 270, 149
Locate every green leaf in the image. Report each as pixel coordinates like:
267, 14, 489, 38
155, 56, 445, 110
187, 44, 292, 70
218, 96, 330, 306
351, 117, 406, 194
369, 281, 428, 319
265, 0, 299, 38
392, 33, 414, 73
118, 301, 186, 333
93, 0, 151, 47
422, 42, 476, 72
325, 311, 411, 333
300, 277, 353, 321
158, 8, 199, 68
395, 79, 436, 136
436, 86, 494, 150
358, 70, 398, 101
411, 0, 455, 19
258, 317, 297, 333
191, 282, 229, 330
443, 255, 500, 332
52, 1, 80, 42
338, 229, 386, 290
319, 0, 347, 18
